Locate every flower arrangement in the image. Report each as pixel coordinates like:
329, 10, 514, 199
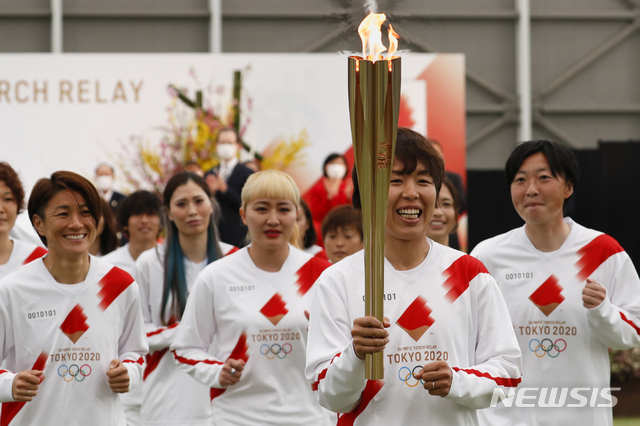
117, 68, 310, 195
261, 129, 311, 171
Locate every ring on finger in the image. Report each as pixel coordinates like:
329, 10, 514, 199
432, 381, 436, 390
230, 367, 236, 376
28, 390, 31, 395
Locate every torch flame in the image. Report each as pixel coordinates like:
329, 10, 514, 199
388, 24, 400, 58
357, 12, 401, 62
358, 12, 387, 62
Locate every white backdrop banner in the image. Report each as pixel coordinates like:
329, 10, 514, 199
0, 53, 459, 194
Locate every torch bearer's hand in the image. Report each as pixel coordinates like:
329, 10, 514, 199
351, 316, 390, 360
413, 361, 453, 397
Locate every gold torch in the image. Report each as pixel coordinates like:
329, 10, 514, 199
348, 12, 401, 380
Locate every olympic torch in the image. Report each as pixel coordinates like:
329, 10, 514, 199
348, 12, 401, 380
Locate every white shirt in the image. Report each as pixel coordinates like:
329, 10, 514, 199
472, 218, 640, 426
0, 256, 148, 425
0, 239, 47, 281
306, 240, 522, 426
218, 158, 238, 182
134, 242, 237, 426
172, 245, 333, 426
103, 244, 136, 275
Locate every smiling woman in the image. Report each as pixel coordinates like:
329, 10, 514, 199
426, 179, 460, 247
0, 170, 148, 426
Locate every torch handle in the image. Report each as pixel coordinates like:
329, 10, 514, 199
349, 57, 401, 381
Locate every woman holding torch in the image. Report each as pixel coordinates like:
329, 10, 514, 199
0, 171, 147, 425
171, 169, 332, 426
306, 128, 522, 425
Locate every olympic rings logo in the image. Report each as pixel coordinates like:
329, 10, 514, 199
529, 338, 567, 358
260, 343, 292, 359
398, 365, 425, 387
58, 364, 92, 382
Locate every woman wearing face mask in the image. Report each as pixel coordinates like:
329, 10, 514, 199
135, 172, 232, 426
205, 127, 254, 247
303, 153, 352, 246
0, 162, 47, 281
172, 170, 332, 426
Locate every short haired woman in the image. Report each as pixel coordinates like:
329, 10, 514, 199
472, 139, 640, 426
0, 171, 147, 425
172, 169, 332, 425
320, 205, 363, 264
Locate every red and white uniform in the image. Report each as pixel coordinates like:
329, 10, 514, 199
172, 245, 332, 426
135, 243, 237, 426
304, 245, 329, 262
0, 256, 148, 426
0, 239, 47, 281
306, 240, 522, 426
104, 244, 136, 275
471, 218, 640, 426
103, 243, 142, 426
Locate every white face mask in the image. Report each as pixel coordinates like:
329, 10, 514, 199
326, 163, 347, 180
95, 175, 113, 192
217, 143, 238, 161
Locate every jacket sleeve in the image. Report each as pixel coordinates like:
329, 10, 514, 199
133, 256, 179, 351
170, 275, 225, 388
444, 273, 522, 409
305, 274, 367, 413
586, 252, 640, 349
119, 282, 149, 392
0, 297, 16, 402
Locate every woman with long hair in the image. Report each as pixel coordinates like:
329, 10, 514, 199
0, 171, 147, 425
172, 169, 332, 425
135, 171, 226, 426
0, 162, 47, 280
296, 199, 327, 260
89, 198, 119, 257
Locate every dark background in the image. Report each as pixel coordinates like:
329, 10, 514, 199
468, 141, 640, 269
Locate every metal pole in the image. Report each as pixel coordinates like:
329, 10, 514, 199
210, 0, 222, 53
51, 0, 62, 53
516, 0, 532, 141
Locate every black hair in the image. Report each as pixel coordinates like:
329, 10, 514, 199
28, 171, 103, 246
98, 198, 119, 256
351, 128, 445, 209
321, 206, 363, 240
322, 153, 348, 178
505, 139, 579, 197
117, 190, 163, 230
161, 171, 221, 324
298, 199, 317, 249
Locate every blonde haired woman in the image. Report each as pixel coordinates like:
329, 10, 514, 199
172, 170, 332, 426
